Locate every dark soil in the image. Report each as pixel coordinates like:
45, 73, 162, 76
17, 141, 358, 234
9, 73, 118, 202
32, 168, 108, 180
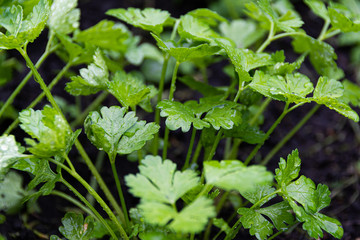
1, 0, 359, 239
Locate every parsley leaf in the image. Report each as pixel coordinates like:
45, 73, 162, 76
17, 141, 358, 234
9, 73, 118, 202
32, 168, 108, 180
275, 149, 301, 187
0, 135, 27, 179
157, 100, 210, 132
204, 160, 273, 193
19, 106, 75, 158
0, 171, 26, 213
85, 106, 159, 161
257, 201, 294, 231
292, 35, 344, 79
151, 33, 220, 63
312, 77, 359, 122
74, 20, 129, 51
66, 49, 109, 96
58, 212, 94, 240
0, 0, 51, 49
341, 80, 360, 107
237, 207, 273, 240
125, 155, 199, 204
12, 158, 59, 200
47, 0, 80, 34
202, 102, 241, 130
106, 8, 170, 35
249, 71, 313, 103
304, 0, 329, 21
107, 71, 151, 109
328, 7, 360, 33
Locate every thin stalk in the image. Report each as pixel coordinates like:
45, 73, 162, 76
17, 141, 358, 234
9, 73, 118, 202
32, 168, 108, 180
86, 151, 106, 206
162, 61, 180, 159
152, 56, 169, 155
4, 62, 72, 134
60, 179, 118, 240
190, 141, 202, 165
271, 32, 306, 41
227, 98, 272, 159
49, 159, 129, 240
318, 20, 330, 41
256, 20, 275, 53
261, 104, 320, 165
74, 140, 125, 223
0, 48, 52, 120
64, 154, 75, 172
183, 128, 197, 170
70, 91, 109, 128
201, 66, 208, 84
110, 161, 130, 228
244, 103, 290, 165
206, 129, 224, 162
51, 190, 95, 218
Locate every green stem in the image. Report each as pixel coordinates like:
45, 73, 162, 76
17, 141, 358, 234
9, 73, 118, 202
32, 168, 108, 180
0, 48, 52, 120
251, 189, 280, 210
206, 129, 224, 162
224, 217, 242, 240
74, 140, 126, 223
168, 61, 180, 100
64, 154, 75, 172
201, 66, 208, 84
244, 102, 290, 165
162, 61, 181, 159
183, 128, 197, 170
256, 20, 275, 53
152, 55, 169, 155
49, 159, 129, 240
60, 179, 118, 240
191, 141, 202, 165
86, 151, 106, 206
70, 91, 109, 128
271, 32, 306, 41
261, 104, 320, 165
227, 98, 272, 159
318, 20, 330, 41
4, 62, 72, 134
110, 161, 130, 228
51, 190, 95, 218
17, 47, 62, 114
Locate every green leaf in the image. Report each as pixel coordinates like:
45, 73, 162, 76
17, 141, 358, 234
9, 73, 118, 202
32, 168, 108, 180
257, 201, 294, 231
188, 8, 227, 25
106, 8, 170, 35
139, 196, 215, 234
157, 100, 210, 132
213, 218, 232, 236
0, 135, 27, 179
313, 77, 359, 122
204, 160, 273, 193
275, 149, 301, 187
202, 102, 242, 130
12, 158, 59, 199
0, 5, 23, 35
241, 185, 276, 207
0, 0, 51, 49
85, 106, 159, 160
249, 71, 313, 103
285, 175, 317, 213
292, 35, 344, 79
66, 49, 109, 96
58, 212, 94, 240
0, 171, 26, 213
223, 123, 266, 144
48, 0, 80, 34
341, 80, 360, 107
125, 155, 199, 204
289, 200, 343, 239
219, 19, 266, 48
19, 106, 74, 157
304, 0, 329, 21
168, 197, 215, 233
116, 121, 159, 155
178, 15, 221, 42
314, 184, 331, 212
74, 20, 129, 51
55, 33, 83, 61
107, 71, 151, 109
151, 33, 220, 63
237, 207, 273, 240
329, 8, 360, 32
